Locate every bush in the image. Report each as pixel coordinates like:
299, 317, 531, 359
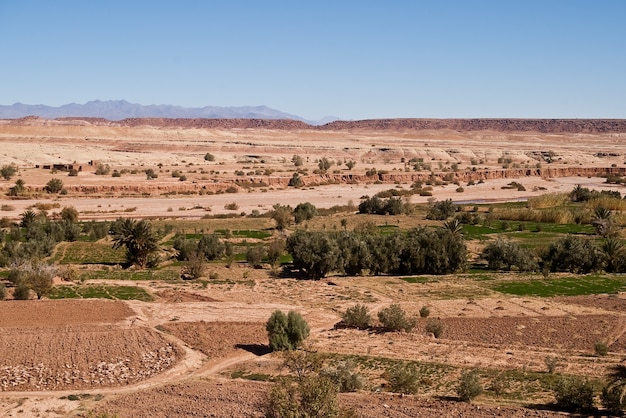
45, 178, 64, 193
321, 359, 363, 393
196, 234, 225, 260
553, 375, 595, 412
0, 164, 17, 180
288, 173, 304, 187
457, 369, 483, 402
246, 246, 265, 268
266, 310, 310, 351
294, 202, 317, 224
378, 304, 416, 332
426, 199, 456, 220
204, 152, 215, 162
482, 238, 538, 271
341, 304, 371, 329
13, 282, 31, 300
265, 375, 341, 418
419, 306, 430, 318
180, 252, 206, 280
542, 235, 605, 273
0, 283, 6, 300
425, 318, 444, 338
386, 364, 419, 394
595, 340, 609, 356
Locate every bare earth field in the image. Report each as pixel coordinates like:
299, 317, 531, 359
0, 118, 625, 417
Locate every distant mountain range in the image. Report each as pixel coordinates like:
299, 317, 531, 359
0, 100, 339, 125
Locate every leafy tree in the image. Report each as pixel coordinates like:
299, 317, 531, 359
271, 204, 293, 231
543, 235, 605, 273
481, 238, 537, 271
345, 160, 356, 170
287, 230, 340, 279
336, 231, 371, 276
266, 238, 285, 269
196, 234, 225, 260
367, 233, 403, 275
45, 178, 64, 193
399, 227, 467, 275
377, 304, 416, 332
358, 196, 407, 215
27, 267, 53, 299
246, 245, 265, 268
266, 310, 310, 351
294, 202, 317, 224
426, 199, 457, 220
109, 218, 159, 268
1, 164, 17, 180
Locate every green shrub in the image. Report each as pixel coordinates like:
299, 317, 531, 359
553, 375, 595, 412
426, 199, 456, 220
386, 364, 419, 394
265, 375, 341, 418
321, 360, 363, 393
595, 340, 609, 356
341, 304, 371, 329
13, 282, 31, 300
457, 369, 483, 402
266, 310, 310, 351
45, 178, 64, 193
378, 304, 416, 332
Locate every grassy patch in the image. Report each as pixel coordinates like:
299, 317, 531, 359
77, 269, 179, 281
399, 276, 439, 284
492, 275, 626, 297
216, 229, 272, 239
49, 284, 153, 301
52, 241, 126, 265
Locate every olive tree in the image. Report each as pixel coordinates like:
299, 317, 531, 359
266, 310, 310, 351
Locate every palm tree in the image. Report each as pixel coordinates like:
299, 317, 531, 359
602, 237, 625, 272
109, 218, 159, 268
593, 207, 615, 236
602, 364, 626, 414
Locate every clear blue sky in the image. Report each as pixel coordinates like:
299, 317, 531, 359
1, 1, 624, 120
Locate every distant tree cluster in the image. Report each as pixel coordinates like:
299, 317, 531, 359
286, 227, 467, 279
481, 235, 626, 274
358, 196, 409, 215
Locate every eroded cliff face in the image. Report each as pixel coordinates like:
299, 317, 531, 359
22, 166, 617, 196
